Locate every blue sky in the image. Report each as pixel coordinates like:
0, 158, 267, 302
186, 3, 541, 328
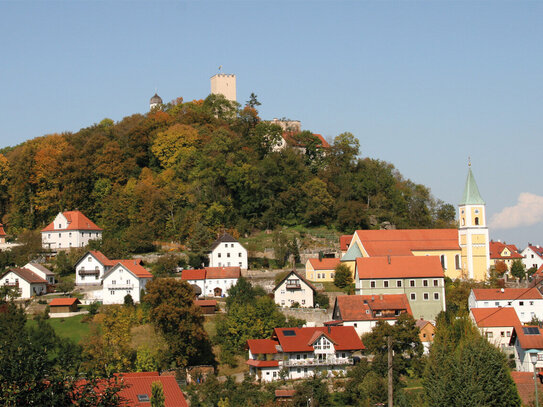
1, 1, 542, 247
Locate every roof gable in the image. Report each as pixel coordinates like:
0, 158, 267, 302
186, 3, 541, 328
273, 270, 317, 293
1, 268, 48, 284
341, 242, 363, 261
356, 256, 444, 279
42, 210, 102, 232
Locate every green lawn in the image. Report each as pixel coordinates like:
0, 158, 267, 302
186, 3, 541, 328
27, 314, 91, 344
321, 281, 343, 292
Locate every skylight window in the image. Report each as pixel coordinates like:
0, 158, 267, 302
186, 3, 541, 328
283, 330, 296, 336
137, 394, 150, 402
522, 327, 540, 335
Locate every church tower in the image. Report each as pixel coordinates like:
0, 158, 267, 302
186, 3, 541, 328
458, 164, 490, 280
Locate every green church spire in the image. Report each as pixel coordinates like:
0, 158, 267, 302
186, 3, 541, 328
460, 165, 485, 205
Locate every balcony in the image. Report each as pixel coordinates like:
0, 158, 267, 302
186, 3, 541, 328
106, 284, 134, 290
78, 269, 100, 276
285, 280, 301, 290
282, 357, 353, 367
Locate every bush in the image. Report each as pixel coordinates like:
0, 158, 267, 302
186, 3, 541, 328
314, 292, 329, 309
124, 294, 134, 306
291, 302, 300, 308
87, 301, 100, 316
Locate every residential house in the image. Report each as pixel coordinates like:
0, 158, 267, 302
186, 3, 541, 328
521, 244, 543, 272
75, 250, 116, 286
330, 294, 412, 336
24, 262, 55, 285
49, 297, 80, 313
180, 267, 241, 297
468, 288, 543, 324
41, 210, 103, 250
246, 326, 364, 382
274, 270, 317, 308
470, 307, 521, 349
489, 240, 523, 271
305, 258, 340, 282
510, 325, 543, 373
208, 233, 248, 269
355, 256, 446, 321
0, 268, 47, 298
415, 319, 435, 354
102, 260, 153, 305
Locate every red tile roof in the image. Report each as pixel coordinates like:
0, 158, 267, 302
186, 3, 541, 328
41, 210, 102, 232
275, 389, 296, 398
472, 287, 543, 301
511, 371, 543, 406
340, 235, 352, 252
246, 360, 279, 367
308, 258, 340, 270
49, 298, 80, 307
194, 300, 217, 307
89, 251, 116, 267
354, 229, 460, 256
205, 267, 241, 279
247, 339, 279, 354
273, 326, 364, 352
511, 326, 543, 350
181, 269, 206, 280
489, 241, 523, 260
1, 268, 48, 284
0, 223, 6, 236
470, 307, 521, 328
527, 245, 543, 260
119, 372, 188, 407
116, 260, 153, 279
335, 294, 412, 321
356, 256, 444, 279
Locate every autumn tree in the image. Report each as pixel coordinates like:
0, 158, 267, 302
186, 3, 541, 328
144, 278, 215, 368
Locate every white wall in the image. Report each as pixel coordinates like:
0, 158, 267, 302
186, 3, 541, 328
102, 266, 150, 304
274, 275, 314, 308
41, 213, 102, 249
206, 278, 237, 297
0, 271, 46, 299
209, 242, 248, 269
75, 254, 108, 285
522, 247, 543, 271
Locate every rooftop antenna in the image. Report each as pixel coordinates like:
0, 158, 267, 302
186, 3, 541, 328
218, 65, 222, 73
468, 156, 471, 167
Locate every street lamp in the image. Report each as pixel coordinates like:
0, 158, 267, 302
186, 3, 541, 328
528, 350, 540, 407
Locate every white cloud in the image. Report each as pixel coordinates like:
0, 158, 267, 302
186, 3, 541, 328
490, 193, 543, 229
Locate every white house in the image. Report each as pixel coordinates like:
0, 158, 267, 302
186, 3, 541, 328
246, 326, 364, 382
273, 270, 317, 308
75, 251, 116, 286
0, 268, 47, 299
470, 307, 521, 349
521, 244, 543, 271
180, 269, 206, 296
41, 210, 103, 250
208, 233, 248, 269
468, 287, 543, 324
330, 294, 413, 336
102, 260, 153, 305
510, 325, 543, 373
180, 266, 241, 297
24, 262, 55, 285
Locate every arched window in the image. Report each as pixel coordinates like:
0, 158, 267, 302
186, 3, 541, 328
475, 217, 479, 225
455, 254, 461, 270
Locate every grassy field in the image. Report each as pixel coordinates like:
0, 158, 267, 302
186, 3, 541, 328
27, 314, 91, 344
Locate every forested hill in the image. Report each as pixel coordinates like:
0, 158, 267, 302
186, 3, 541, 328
0, 94, 455, 251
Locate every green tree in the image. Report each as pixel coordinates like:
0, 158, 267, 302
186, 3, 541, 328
292, 373, 332, 407
334, 263, 353, 289
54, 250, 73, 276
225, 276, 266, 309
511, 259, 526, 281
151, 381, 165, 407
423, 312, 521, 406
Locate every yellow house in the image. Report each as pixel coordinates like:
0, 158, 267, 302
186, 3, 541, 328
305, 258, 340, 282
489, 240, 523, 270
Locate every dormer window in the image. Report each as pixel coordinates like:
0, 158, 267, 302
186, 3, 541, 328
58, 224, 61, 229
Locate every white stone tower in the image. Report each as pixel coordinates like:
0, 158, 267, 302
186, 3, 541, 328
210, 73, 236, 102
149, 93, 163, 110
458, 163, 490, 280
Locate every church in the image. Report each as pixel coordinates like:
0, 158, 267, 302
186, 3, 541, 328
340, 166, 490, 281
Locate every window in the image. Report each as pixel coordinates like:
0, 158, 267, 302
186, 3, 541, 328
239, 262, 242, 267
227, 253, 230, 258
440, 255, 446, 269
281, 290, 285, 294
354, 323, 358, 327
500, 331, 505, 337
69, 232, 72, 237
410, 293, 416, 301
484, 301, 489, 306
281, 300, 285, 305
519, 301, 524, 306
455, 254, 461, 269
396, 280, 402, 287
495, 302, 500, 306
370, 281, 376, 288
304, 367, 308, 373
302, 300, 305, 305
297, 354, 301, 360
475, 209, 479, 214
218, 253, 221, 258
507, 331, 511, 337
126, 280, 130, 284
410, 280, 415, 287
384, 281, 389, 288
434, 293, 439, 300
48, 233, 51, 238
110, 291, 115, 295
486, 331, 493, 339
331, 273, 335, 278
317, 273, 321, 279
59, 233, 61, 238
58, 224, 61, 228
297, 368, 301, 373
475, 217, 479, 225
423, 280, 428, 287
433, 279, 439, 287
231, 244, 234, 247
88, 257, 92, 262
530, 301, 535, 306
273, 371, 277, 377
239, 253, 242, 257
112, 280, 116, 285
224, 243, 228, 248
423, 293, 429, 301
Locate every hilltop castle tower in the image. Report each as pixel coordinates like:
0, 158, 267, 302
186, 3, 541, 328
458, 164, 490, 280
210, 73, 236, 102
149, 93, 163, 110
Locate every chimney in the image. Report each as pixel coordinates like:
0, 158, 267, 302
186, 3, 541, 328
387, 255, 391, 264
327, 326, 331, 334
500, 288, 505, 293
379, 294, 383, 300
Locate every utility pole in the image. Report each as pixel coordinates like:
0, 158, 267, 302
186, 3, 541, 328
388, 335, 393, 407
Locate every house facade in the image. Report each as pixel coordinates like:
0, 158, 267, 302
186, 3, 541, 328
0, 268, 47, 298
305, 258, 340, 282
102, 260, 153, 304
41, 210, 103, 250
208, 233, 248, 269
510, 326, 543, 373
24, 262, 55, 285
330, 294, 412, 336
246, 326, 364, 382
489, 240, 523, 271
416, 319, 435, 354
180, 267, 240, 297
75, 251, 116, 286
521, 244, 543, 271
468, 288, 543, 324
274, 270, 317, 308
355, 256, 446, 321
470, 307, 520, 349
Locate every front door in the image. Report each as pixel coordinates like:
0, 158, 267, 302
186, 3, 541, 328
214, 287, 222, 297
